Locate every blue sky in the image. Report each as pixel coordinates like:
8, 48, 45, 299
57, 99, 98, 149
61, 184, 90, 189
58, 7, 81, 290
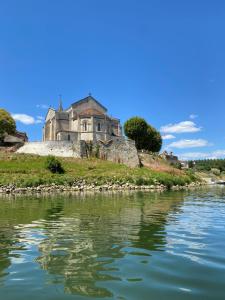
0, 0, 225, 160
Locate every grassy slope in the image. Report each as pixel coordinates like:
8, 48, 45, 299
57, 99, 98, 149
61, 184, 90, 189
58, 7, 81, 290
0, 152, 197, 188
195, 171, 225, 181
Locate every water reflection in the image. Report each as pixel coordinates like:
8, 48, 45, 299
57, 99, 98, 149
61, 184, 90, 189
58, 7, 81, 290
35, 192, 183, 297
0, 187, 224, 299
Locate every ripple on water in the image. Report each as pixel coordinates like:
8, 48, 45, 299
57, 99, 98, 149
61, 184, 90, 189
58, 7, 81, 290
0, 188, 225, 299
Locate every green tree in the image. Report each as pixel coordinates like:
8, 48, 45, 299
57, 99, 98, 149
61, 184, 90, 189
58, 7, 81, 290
124, 117, 162, 152
145, 125, 162, 152
124, 117, 148, 150
0, 109, 16, 143
188, 160, 194, 168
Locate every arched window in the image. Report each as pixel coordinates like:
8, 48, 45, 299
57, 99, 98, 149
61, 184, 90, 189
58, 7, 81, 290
97, 123, 101, 132
68, 134, 70, 141
83, 121, 87, 131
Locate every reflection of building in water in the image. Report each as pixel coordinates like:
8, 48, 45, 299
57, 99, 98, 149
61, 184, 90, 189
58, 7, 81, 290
35, 192, 183, 297
0, 191, 186, 297
36, 215, 123, 297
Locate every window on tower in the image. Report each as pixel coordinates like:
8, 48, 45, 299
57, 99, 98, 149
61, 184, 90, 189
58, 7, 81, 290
83, 121, 87, 131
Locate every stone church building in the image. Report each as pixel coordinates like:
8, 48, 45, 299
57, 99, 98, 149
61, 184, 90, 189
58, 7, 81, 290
43, 95, 122, 143
18, 95, 139, 167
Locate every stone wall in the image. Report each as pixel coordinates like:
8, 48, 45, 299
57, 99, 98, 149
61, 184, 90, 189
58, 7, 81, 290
17, 138, 140, 168
57, 131, 79, 142
96, 137, 140, 168
17, 141, 81, 158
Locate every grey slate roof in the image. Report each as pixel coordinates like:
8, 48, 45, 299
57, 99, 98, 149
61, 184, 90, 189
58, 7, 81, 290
71, 96, 107, 112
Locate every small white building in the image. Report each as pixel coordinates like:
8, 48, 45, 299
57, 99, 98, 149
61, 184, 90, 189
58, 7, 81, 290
43, 95, 122, 143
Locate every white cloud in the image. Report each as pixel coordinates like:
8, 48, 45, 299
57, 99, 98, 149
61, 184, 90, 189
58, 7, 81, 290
12, 114, 44, 125
179, 150, 225, 161
36, 104, 49, 109
189, 114, 198, 119
167, 139, 210, 149
160, 121, 201, 134
162, 134, 176, 140
37, 116, 44, 120
213, 150, 225, 157
36, 116, 44, 123
12, 114, 35, 125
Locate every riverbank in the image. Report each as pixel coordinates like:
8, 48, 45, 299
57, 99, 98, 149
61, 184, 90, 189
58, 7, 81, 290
0, 179, 204, 195
0, 152, 200, 194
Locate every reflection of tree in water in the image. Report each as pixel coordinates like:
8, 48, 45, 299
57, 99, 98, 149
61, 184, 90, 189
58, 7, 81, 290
0, 228, 14, 282
0, 197, 66, 287
36, 191, 184, 297
131, 191, 184, 252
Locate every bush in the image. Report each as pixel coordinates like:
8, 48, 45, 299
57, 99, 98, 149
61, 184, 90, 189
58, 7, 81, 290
172, 162, 182, 170
135, 177, 148, 186
45, 156, 65, 174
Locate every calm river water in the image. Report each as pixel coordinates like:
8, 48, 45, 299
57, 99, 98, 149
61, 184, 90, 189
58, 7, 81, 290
0, 187, 225, 300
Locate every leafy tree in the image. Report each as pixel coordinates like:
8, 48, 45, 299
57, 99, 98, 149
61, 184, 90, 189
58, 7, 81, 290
145, 125, 162, 152
124, 117, 148, 150
124, 117, 162, 152
0, 109, 16, 142
188, 160, 194, 168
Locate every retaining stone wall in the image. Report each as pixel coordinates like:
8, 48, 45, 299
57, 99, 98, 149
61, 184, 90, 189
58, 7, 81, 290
17, 141, 80, 158
17, 138, 140, 168
97, 138, 140, 168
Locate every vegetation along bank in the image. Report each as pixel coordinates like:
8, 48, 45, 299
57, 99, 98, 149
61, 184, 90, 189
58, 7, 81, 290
0, 152, 201, 194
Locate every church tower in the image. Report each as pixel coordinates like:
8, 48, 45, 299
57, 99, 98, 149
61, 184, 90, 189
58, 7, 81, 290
58, 95, 63, 112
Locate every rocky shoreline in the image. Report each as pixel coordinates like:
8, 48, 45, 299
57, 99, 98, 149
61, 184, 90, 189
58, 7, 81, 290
0, 180, 205, 195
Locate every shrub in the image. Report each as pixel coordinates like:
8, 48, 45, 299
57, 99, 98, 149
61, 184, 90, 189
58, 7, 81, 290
45, 156, 65, 174
135, 177, 147, 186
172, 162, 182, 170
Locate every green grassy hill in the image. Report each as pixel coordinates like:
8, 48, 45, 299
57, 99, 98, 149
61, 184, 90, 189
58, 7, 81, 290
0, 152, 198, 189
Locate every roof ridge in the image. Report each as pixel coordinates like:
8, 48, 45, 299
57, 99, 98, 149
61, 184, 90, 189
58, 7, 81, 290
71, 95, 107, 111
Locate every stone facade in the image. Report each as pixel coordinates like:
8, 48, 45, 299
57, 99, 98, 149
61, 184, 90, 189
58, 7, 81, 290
96, 137, 139, 168
160, 151, 179, 164
43, 95, 122, 142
